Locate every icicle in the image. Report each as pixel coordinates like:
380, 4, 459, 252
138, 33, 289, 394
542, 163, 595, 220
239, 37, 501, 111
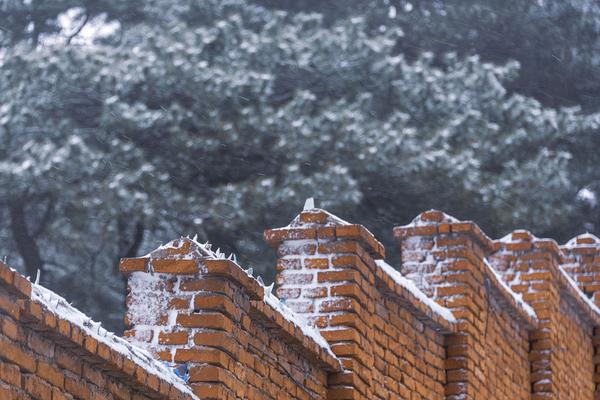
34, 269, 41, 285
245, 267, 253, 276
265, 283, 274, 295
256, 276, 264, 286
192, 234, 198, 241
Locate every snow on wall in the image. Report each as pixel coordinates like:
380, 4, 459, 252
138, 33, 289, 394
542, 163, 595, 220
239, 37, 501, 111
126, 272, 170, 327
263, 287, 337, 358
483, 258, 537, 320
31, 283, 198, 399
375, 259, 456, 322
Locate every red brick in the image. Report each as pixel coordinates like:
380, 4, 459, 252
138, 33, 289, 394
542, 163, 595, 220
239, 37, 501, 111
151, 259, 198, 274
24, 374, 52, 399
0, 334, 36, 372
158, 330, 189, 345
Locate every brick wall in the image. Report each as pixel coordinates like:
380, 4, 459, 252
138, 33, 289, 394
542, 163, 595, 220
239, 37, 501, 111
0, 260, 194, 400
4, 205, 600, 400
266, 207, 600, 400
490, 231, 599, 399
562, 233, 600, 306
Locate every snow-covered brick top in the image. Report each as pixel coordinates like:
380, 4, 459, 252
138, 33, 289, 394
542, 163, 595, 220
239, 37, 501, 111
482, 258, 537, 321
31, 284, 198, 399
287, 207, 351, 227
563, 232, 600, 248
554, 264, 600, 326
0, 259, 196, 399
375, 259, 457, 324
394, 209, 497, 253
263, 287, 339, 361
265, 208, 385, 259
497, 229, 561, 254
407, 209, 460, 226
397, 211, 537, 327
558, 264, 600, 320
143, 235, 226, 260
267, 207, 458, 332
561, 233, 600, 304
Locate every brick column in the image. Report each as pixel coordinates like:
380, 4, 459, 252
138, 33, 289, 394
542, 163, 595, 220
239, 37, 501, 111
265, 208, 384, 399
561, 233, 600, 307
120, 237, 265, 398
490, 230, 597, 399
489, 231, 556, 398
393, 210, 497, 400
561, 234, 600, 398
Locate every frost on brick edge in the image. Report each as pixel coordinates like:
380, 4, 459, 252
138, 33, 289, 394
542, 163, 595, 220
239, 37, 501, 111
375, 259, 456, 323
482, 258, 537, 320
142, 235, 231, 261
558, 264, 600, 316
138, 234, 338, 363
262, 287, 338, 361
31, 283, 198, 399
497, 232, 600, 318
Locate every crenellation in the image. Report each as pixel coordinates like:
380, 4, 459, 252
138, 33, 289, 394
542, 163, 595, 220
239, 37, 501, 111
2, 206, 600, 399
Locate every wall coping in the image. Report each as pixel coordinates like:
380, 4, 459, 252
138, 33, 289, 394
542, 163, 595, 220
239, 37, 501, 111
482, 258, 538, 328
0, 260, 196, 399
374, 259, 458, 333
265, 208, 385, 259
393, 209, 498, 253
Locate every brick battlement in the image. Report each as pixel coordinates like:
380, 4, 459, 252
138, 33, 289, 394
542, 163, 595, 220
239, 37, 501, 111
2, 206, 600, 399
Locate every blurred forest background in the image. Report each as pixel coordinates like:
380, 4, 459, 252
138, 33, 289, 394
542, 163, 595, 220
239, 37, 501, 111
2, 0, 600, 332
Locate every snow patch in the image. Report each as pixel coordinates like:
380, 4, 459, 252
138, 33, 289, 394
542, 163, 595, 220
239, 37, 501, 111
483, 258, 537, 320
31, 283, 197, 399
263, 288, 337, 360
577, 188, 597, 208
127, 272, 169, 326
558, 264, 600, 316
303, 197, 315, 210
375, 259, 456, 323
564, 233, 600, 247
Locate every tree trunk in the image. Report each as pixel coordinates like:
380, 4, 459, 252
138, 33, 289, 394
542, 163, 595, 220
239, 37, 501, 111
8, 201, 43, 278
115, 218, 145, 271
122, 220, 145, 258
